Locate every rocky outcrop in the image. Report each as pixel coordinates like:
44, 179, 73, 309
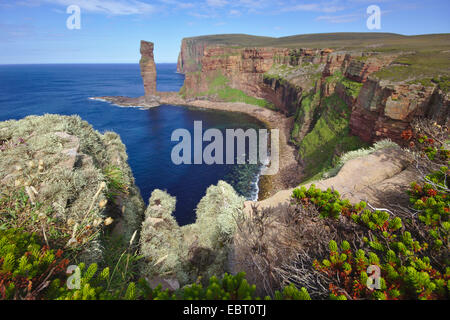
90, 95, 160, 109
245, 146, 415, 214
140, 40, 157, 96
0, 115, 146, 262
177, 38, 211, 74
139, 181, 245, 286
177, 37, 449, 146
350, 79, 449, 144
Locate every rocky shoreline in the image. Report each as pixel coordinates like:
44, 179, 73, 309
90, 92, 303, 200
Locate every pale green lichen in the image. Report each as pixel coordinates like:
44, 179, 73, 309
0, 114, 145, 263
139, 181, 245, 286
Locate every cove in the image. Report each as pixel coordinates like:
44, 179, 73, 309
0, 63, 265, 225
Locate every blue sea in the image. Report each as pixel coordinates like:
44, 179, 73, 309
0, 63, 264, 225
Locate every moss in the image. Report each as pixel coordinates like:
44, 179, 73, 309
291, 90, 321, 144
196, 73, 275, 109
341, 77, 363, 98
326, 70, 363, 98
374, 51, 450, 83
297, 94, 367, 178
408, 75, 450, 93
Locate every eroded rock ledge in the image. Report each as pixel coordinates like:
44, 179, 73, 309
246, 145, 416, 214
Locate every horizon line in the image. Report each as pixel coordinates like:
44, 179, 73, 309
0, 62, 178, 66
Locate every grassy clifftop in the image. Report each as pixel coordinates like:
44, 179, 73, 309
182, 32, 450, 50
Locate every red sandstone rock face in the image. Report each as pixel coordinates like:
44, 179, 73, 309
349, 79, 449, 144
140, 41, 157, 96
176, 40, 448, 144
177, 39, 210, 73
183, 47, 285, 100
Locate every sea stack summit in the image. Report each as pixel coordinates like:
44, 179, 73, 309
140, 40, 157, 96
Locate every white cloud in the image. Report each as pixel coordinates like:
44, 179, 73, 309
284, 3, 345, 13
229, 9, 241, 16
44, 0, 156, 15
316, 13, 360, 23
206, 0, 228, 7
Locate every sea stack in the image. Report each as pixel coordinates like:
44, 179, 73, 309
140, 40, 157, 96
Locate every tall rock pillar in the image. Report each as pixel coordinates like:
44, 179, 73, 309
140, 40, 157, 96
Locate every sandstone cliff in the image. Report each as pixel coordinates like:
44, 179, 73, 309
174, 34, 449, 178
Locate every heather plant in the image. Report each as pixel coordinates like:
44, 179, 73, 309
1, 228, 311, 300
409, 166, 449, 251
0, 228, 69, 300
292, 171, 449, 300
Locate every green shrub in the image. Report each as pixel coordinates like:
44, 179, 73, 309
409, 166, 449, 249
0, 228, 311, 300
0, 228, 69, 300
292, 169, 449, 300
104, 165, 129, 199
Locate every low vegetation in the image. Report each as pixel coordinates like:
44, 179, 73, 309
192, 73, 275, 109
374, 51, 450, 87
1, 112, 448, 300
0, 227, 311, 300
232, 118, 449, 300
296, 93, 367, 178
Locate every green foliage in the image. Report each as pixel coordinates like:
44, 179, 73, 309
325, 70, 363, 98
100, 234, 143, 295
293, 169, 449, 300
340, 77, 363, 98
0, 228, 69, 300
104, 165, 129, 199
197, 73, 275, 109
374, 51, 450, 83
293, 185, 351, 219
141, 272, 310, 300
291, 90, 321, 144
0, 228, 311, 300
409, 166, 449, 248
297, 93, 366, 178
415, 133, 450, 162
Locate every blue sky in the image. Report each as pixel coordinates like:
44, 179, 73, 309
0, 0, 449, 64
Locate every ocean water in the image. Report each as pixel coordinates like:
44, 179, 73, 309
0, 63, 264, 225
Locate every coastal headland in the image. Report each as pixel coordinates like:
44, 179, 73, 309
94, 34, 449, 201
